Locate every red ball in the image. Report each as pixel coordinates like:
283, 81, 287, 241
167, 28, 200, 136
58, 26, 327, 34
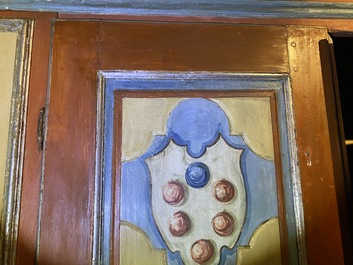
212, 211, 235, 236
190, 239, 214, 264
163, 181, 185, 205
213, 179, 235, 202
169, 211, 191, 237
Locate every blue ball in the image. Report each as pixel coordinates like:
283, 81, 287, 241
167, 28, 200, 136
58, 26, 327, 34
185, 162, 210, 189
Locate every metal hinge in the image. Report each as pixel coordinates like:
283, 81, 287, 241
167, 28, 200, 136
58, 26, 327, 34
37, 107, 46, 151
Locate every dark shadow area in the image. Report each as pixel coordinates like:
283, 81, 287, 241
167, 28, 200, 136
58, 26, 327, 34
331, 36, 353, 202
329, 36, 353, 264
313, 40, 353, 264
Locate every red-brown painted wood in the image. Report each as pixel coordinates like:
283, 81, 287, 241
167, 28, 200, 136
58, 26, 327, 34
288, 26, 346, 265
37, 21, 99, 265
99, 22, 289, 73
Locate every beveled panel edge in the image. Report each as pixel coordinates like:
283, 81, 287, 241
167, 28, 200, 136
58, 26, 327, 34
103, 70, 287, 91
2, 1, 353, 19
0, 18, 34, 265
94, 70, 307, 264
277, 77, 308, 265
92, 73, 106, 265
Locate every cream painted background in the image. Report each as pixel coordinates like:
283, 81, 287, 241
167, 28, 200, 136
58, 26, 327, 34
120, 97, 281, 264
0, 32, 17, 211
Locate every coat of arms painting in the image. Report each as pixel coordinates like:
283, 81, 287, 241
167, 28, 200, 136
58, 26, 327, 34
119, 97, 281, 265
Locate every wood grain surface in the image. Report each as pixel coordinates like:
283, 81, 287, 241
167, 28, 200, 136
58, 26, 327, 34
99, 22, 289, 73
37, 21, 99, 265
287, 26, 346, 265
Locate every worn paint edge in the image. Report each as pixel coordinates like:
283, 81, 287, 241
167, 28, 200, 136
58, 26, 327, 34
92, 73, 105, 265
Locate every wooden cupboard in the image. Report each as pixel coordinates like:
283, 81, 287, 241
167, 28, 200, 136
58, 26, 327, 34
0, 11, 352, 265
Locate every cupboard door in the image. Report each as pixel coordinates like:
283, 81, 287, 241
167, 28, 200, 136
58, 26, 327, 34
37, 21, 345, 265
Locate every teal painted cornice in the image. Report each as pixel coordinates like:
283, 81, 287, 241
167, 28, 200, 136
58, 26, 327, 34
1, 1, 353, 18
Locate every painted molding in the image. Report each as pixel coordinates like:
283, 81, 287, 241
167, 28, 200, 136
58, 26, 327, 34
0, 19, 33, 265
2, 1, 353, 18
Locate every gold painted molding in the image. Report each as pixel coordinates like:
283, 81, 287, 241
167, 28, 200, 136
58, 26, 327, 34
0, 19, 33, 265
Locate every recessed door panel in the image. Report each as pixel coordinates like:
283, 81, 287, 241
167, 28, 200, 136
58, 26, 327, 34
96, 71, 300, 265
